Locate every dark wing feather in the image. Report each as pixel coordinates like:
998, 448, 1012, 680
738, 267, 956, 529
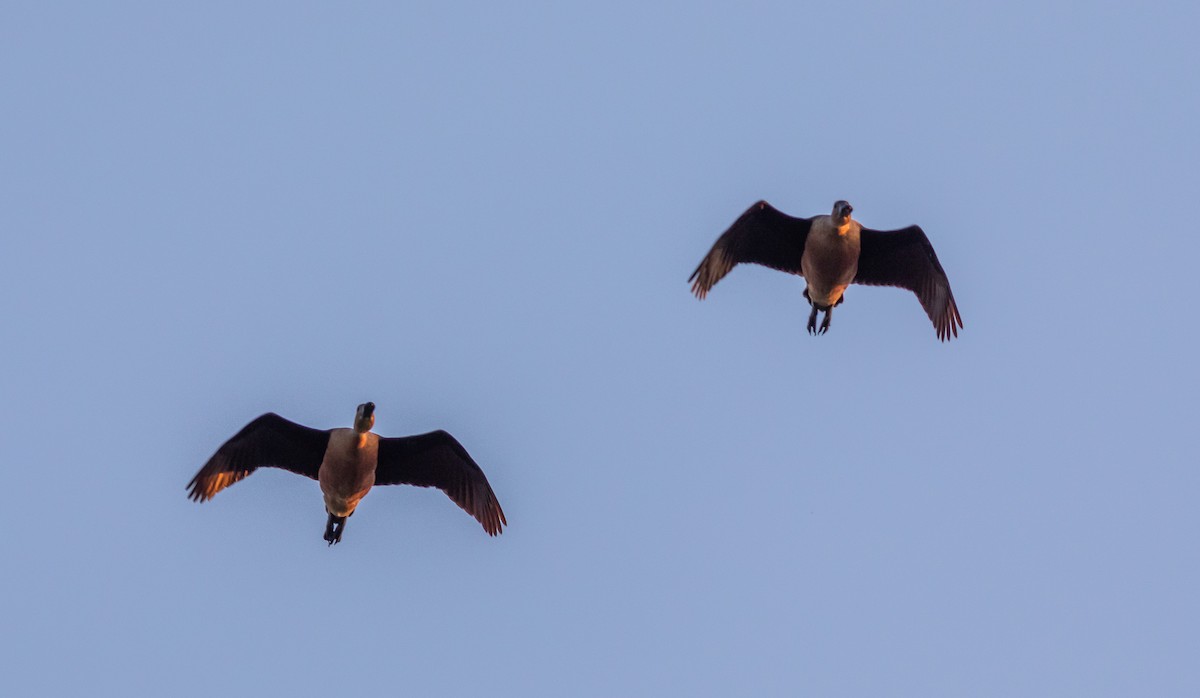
689, 200, 813, 298
853, 225, 964, 341
376, 430, 507, 536
187, 413, 330, 502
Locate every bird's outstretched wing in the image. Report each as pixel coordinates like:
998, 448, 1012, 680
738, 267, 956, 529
187, 413, 330, 502
689, 200, 812, 298
854, 225, 963, 340
376, 430, 507, 536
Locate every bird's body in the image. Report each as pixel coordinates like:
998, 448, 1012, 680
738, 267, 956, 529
800, 213, 860, 308
318, 428, 379, 518
689, 199, 962, 340
187, 402, 506, 545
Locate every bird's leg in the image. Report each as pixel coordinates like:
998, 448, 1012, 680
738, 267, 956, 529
324, 513, 347, 546
819, 307, 832, 335
807, 304, 819, 335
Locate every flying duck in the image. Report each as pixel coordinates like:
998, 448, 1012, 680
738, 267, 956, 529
689, 200, 963, 340
187, 402, 506, 545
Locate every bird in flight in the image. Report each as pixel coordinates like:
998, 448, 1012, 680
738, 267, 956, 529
689, 200, 963, 340
187, 402, 506, 545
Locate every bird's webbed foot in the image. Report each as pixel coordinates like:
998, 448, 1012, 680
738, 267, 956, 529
324, 514, 346, 546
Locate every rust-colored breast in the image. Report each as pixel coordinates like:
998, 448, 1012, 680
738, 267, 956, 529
318, 430, 379, 516
802, 219, 861, 306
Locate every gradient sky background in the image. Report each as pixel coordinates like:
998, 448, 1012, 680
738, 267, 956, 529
4, 1, 1198, 695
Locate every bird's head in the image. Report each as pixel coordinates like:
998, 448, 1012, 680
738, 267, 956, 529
354, 402, 376, 434
833, 200, 854, 222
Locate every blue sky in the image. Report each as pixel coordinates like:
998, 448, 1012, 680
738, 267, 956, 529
3, 1, 1198, 695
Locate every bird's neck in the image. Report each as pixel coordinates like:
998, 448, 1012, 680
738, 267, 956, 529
352, 431, 369, 449
827, 218, 857, 238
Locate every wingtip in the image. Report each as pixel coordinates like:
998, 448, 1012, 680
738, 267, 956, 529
936, 318, 962, 342
186, 483, 213, 502
482, 518, 504, 536
486, 501, 508, 536
688, 263, 708, 298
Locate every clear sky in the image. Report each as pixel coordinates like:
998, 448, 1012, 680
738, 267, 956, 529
3, 1, 1198, 695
